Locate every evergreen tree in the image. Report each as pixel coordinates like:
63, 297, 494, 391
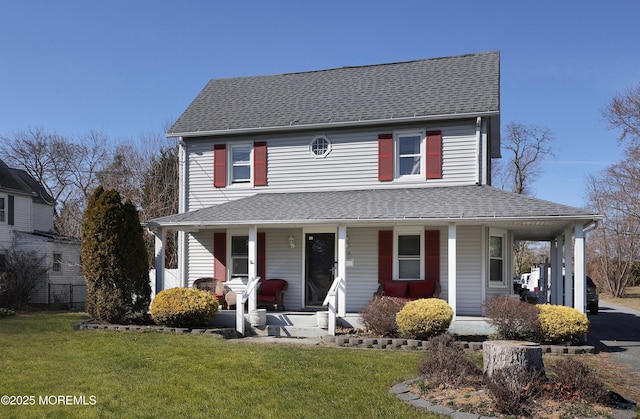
82, 186, 150, 322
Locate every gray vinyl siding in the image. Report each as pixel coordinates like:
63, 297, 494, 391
343, 227, 381, 312
186, 231, 214, 285
182, 121, 482, 212
264, 229, 303, 310
454, 225, 484, 316
33, 202, 54, 232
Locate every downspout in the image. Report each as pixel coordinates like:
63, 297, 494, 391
475, 117, 482, 185
178, 138, 188, 287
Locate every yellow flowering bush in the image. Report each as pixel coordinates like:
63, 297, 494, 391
151, 288, 219, 327
537, 304, 589, 344
396, 298, 453, 340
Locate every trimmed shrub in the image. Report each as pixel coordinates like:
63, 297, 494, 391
482, 295, 541, 341
396, 298, 453, 340
537, 304, 589, 344
359, 296, 408, 337
151, 288, 219, 327
418, 334, 481, 388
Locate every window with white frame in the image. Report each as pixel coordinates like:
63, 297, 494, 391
488, 229, 508, 287
0, 252, 5, 271
53, 253, 62, 273
309, 136, 331, 158
394, 229, 424, 280
231, 235, 249, 277
230, 144, 252, 183
0, 196, 5, 222
396, 131, 424, 178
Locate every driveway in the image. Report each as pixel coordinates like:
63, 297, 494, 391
587, 301, 640, 375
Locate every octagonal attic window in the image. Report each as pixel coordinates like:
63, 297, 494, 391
309, 136, 331, 158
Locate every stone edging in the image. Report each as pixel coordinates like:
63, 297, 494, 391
321, 335, 596, 354
74, 322, 239, 339
389, 377, 638, 419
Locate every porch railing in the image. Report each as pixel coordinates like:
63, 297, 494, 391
322, 276, 344, 336
236, 275, 261, 336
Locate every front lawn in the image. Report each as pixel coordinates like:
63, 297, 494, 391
0, 312, 432, 418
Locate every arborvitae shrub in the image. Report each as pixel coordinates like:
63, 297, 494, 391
82, 187, 150, 323
396, 298, 453, 340
482, 295, 541, 341
537, 304, 589, 344
151, 288, 219, 327
359, 296, 408, 337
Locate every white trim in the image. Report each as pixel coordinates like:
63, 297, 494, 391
448, 224, 457, 319
574, 224, 586, 314
392, 226, 424, 280
169, 110, 500, 138
394, 129, 426, 181
228, 228, 250, 280
487, 228, 508, 289
309, 135, 331, 158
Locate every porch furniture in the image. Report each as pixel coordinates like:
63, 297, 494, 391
257, 279, 288, 311
374, 279, 441, 300
192, 277, 228, 309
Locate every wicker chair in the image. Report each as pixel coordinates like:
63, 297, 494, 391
192, 277, 228, 309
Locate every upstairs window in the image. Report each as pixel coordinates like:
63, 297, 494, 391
309, 136, 331, 158
0, 197, 4, 222
397, 133, 422, 177
230, 144, 251, 183
53, 253, 62, 273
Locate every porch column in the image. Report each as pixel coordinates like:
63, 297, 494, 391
564, 229, 573, 308
248, 226, 258, 312
154, 228, 165, 297
337, 225, 347, 317
448, 224, 457, 319
574, 224, 586, 314
552, 236, 564, 305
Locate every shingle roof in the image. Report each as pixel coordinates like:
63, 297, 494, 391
169, 51, 500, 136
0, 159, 54, 205
147, 185, 597, 228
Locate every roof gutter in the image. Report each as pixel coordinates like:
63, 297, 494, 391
167, 110, 500, 139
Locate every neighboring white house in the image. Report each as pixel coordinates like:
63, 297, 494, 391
147, 51, 600, 326
0, 159, 85, 306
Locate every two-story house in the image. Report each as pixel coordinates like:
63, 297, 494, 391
0, 159, 85, 306
148, 51, 599, 332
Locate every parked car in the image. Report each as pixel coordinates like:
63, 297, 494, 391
519, 275, 599, 315
587, 276, 599, 315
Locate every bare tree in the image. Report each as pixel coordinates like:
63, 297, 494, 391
493, 122, 555, 277
603, 82, 640, 144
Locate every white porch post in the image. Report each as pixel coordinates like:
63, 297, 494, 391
248, 226, 258, 312
337, 225, 347, 317
574, 224, 586, 314
448, 224, 457, 319
564, 229, 574, 308
154, 228, 165, 297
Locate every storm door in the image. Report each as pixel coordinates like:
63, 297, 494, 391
305, 233, 335, 307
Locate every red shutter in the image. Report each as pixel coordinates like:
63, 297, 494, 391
213, 232, 227, 281
424, 230, 440, 282
253, 141, 267, 186
378, 133, 393, 181
378, 230, 393, 283
257, 232, 266, 281
213, 144, 227, 188
425, 131, 442, 179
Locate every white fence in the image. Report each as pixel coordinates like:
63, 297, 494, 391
149, 269, 180, 298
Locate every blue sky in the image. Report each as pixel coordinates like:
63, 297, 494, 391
2, 0, 639, 208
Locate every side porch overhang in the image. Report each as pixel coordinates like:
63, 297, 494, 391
145, 185, 601, 335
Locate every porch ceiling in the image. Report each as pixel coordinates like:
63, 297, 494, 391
146, 185, 600, 241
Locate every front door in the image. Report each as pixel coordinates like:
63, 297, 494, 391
305, 233, 335, 307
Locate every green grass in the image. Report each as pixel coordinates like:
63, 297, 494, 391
0, 312, 435, 418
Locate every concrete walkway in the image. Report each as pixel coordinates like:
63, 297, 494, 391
587, 300, 640, 376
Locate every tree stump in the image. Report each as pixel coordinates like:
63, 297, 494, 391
483, 340, 544, 378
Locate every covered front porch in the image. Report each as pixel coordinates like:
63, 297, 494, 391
146, 186, 601, 337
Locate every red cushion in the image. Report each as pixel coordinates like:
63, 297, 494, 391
383, 281, 409, 298
259, 280, 285, 296
409, 281, 435, 298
